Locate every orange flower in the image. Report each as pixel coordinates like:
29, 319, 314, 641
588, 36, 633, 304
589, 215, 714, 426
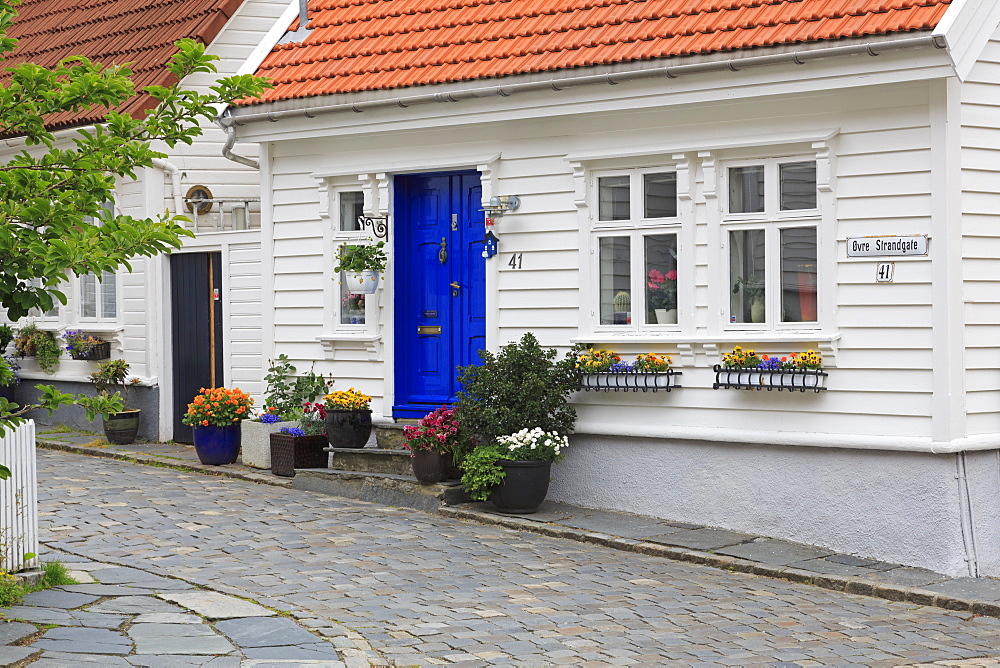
201, 420, 209, 426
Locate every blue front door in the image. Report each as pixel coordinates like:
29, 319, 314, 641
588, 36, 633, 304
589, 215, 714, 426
393, 171, 485, 418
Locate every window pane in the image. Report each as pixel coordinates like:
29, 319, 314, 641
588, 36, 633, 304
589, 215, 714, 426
598, 176, 630, 221
339, 191, 364, 231
781, 227, 817, 323
81, 273, 97, 318
644, 234, 678, 325
340, 278, 366, 325
599, 237, 631, 325
730, 230, 766, 323
644, 172, 677, 219
780, 162, 817, 210
100, 270, 116, 318
729, 166, 765, 214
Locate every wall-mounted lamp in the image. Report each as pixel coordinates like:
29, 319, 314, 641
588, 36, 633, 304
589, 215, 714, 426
480, 195, 521, 218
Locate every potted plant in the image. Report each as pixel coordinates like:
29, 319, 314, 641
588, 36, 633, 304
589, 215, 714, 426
242, 355, 333, 469
576, 349, 680, 392
455, 333, 580, 511
402, 406, 463, 485
0, 355, 19, 404
461, 428, 569, 514
88, 359, 142, 444
333, 241, 387, 294
182, 387, 254, 465
269, 402, 329, 477
733, 276, 765, 323
61, 330, 110, 361
0, 325, 14, 353
14, 323, 60, 373
713, 346, 827, 392
323, 388, 372, 449
646, 269, 678, 324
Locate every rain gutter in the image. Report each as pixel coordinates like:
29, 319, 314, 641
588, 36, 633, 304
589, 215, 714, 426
219, 34, 948, 133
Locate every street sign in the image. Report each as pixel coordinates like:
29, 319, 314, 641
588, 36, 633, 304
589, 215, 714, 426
847, 235, 927, 257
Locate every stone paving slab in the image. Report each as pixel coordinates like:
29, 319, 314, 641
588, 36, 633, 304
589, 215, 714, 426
128, 622, 237, 655
0, 620, 36, 644
715, 537, 837, 565
215, 616, 322, 647
0, 646, 38, 665
126, 657, 242, 667
61, 583, 158, 596
159, 591, 277, 620
30, 651, 132, 666
646, 526, 758, 550
32, 626, 133, 655
19, 588, 100, 609
88, 595, 183, 615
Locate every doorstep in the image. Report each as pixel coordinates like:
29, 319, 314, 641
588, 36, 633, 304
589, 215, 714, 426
439, 501, 1000, 619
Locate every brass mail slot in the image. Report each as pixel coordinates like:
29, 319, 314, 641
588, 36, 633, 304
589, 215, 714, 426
417, 325, 442, 335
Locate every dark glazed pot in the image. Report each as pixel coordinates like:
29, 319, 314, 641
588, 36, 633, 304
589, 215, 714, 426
103, 409, 141, 445
0, 383, 16, 404
489, 459, 552, 514
192, 423, 241, 465
324, 409, 372, 449
410, 449, 445, 485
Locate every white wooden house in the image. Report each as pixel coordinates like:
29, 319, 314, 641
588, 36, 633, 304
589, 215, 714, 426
222, 0, 1000, 576
1, 0, 297, 441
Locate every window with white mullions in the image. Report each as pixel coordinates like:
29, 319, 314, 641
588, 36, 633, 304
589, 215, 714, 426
80, 200, 118, 321
335, 190, 367, 326
593, 166, 681, 330
723, 158, 818, 328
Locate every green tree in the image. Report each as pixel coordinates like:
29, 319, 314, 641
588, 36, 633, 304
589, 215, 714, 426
0, 1, 270, 437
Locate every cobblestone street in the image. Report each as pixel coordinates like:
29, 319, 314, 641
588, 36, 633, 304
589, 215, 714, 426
22, 449, 1000, 666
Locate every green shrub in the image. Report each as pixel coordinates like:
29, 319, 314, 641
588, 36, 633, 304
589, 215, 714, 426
454, 333, 581, 461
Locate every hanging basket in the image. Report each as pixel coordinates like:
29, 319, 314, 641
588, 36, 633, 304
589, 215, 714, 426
344, 270, 380, 294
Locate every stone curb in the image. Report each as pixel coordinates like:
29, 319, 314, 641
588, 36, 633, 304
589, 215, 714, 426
35, 438, 293, 489
11, 568, 43, 587
437, 506, 995, 619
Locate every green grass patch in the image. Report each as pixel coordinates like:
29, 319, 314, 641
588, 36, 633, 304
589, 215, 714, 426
0, 561, 79, 608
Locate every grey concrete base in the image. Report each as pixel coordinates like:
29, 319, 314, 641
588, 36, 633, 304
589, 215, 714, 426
292, 469, 468, 512
548, 434, 1000, 578
240, 420, 296, 469
327, 447, 413, 476
19, 382, 159, 442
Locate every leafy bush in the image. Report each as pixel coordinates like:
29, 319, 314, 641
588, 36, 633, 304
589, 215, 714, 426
262, 355, 332, 418
455, 333, 581, 461
14, 323, 60, 373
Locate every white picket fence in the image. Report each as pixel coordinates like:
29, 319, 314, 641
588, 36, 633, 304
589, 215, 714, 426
0, 420, 38, 572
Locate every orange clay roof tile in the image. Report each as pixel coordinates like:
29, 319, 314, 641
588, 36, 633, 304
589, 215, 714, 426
4, 0, 247, 132
246, 0, 951, 104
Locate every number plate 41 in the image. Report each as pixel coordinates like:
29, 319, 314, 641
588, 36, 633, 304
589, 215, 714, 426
876, 262, 894, 283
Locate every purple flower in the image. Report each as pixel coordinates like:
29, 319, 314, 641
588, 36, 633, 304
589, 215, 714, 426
280, 426, 305, 436
607, 362, 635, 373
259, 414, 281, 424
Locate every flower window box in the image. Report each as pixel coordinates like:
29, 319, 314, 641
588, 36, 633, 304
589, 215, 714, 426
70, 340, 111, 361
712, 365, 826, 392
578, 370, 681, 392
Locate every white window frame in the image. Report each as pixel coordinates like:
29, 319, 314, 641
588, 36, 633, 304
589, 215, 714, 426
588, 161, 689, 334
331, 188, 373, 332
720, 156, 820, 332
78, 269, 119, 322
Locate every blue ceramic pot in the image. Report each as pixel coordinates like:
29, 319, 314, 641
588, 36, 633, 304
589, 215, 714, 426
192, 423, 242, 465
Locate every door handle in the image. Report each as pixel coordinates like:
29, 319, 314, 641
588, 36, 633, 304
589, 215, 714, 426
450, 281, 460, 297
438, 238, 447, 264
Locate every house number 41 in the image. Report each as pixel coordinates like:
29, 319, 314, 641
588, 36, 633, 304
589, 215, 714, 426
507, 253, 523, 269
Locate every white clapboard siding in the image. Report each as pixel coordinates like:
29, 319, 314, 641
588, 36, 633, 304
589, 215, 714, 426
228, 243, 265, 398
0, 421, 38, 573
260, 70, 945, 441
961, 26, 1000, 437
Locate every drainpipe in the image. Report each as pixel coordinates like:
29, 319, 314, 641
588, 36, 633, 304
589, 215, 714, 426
151, 158, 183, 215
955, 452, 980, 577
221, 124, 259, 169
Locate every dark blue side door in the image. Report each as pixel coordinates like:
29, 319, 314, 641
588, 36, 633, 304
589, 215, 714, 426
394, 171, 484, 418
